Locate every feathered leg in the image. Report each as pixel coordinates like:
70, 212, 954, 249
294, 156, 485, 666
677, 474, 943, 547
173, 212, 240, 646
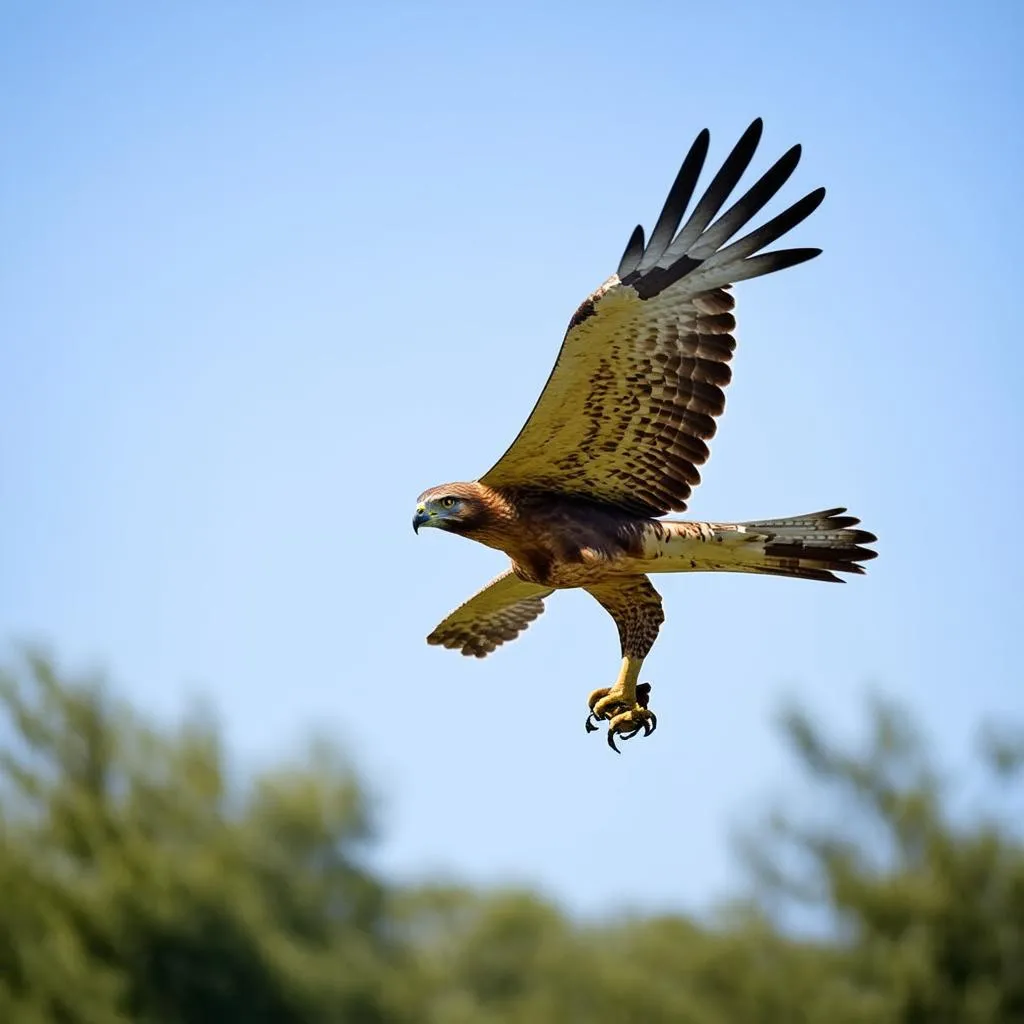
584, 576, 665, 752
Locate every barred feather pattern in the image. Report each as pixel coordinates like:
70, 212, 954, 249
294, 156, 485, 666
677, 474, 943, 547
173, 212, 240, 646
585, 576, 665, 659
634, 508, 878, 583
480, 119, 824, 518
426, 569, 553, 657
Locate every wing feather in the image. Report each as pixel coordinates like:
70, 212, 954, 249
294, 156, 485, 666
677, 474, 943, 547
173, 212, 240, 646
655, 118, 764, 264
480, 120, 822, 517
426, 569, 553, 658
616, 224, 647, 279
633, 128, 710, 272
687, 144, 802, 259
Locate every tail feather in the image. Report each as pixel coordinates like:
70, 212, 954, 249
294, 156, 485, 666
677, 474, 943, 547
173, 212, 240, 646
733, 507, 877, 583
642, 508, 877, 582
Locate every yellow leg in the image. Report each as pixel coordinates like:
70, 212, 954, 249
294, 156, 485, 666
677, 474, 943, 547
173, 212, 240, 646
588, 656, 640, 713
586, 657, 657, 752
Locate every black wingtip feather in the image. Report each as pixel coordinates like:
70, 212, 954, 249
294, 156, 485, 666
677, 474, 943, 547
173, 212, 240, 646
617, 224, 646, 278
637, 128, 711, 271
614, 120, 825, 301
688, 143, 806, 260
741, 247, 822, 277
678, 118, 765, 238
701, 187, 826, 276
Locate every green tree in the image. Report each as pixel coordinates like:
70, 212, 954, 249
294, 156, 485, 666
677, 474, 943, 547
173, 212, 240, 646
2, 649, 1021, 1023
390, 699, 1024, 1023
0, 649, 399, 1023
740, 697, 1024, 1024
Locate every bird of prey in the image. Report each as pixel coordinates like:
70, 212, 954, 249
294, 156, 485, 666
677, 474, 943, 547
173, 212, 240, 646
413, 119, 876, 751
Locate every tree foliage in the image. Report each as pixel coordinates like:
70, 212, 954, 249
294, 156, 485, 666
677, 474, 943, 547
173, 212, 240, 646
0, 650, 1020, 1023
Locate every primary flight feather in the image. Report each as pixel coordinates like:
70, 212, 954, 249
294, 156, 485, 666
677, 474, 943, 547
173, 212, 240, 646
413, 119, 876, 751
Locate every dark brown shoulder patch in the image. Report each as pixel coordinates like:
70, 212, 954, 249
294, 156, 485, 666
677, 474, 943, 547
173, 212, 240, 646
567, 297, 596, 330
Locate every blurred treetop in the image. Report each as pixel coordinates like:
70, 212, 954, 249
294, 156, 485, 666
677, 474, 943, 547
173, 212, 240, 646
0, 649, 1020, 1024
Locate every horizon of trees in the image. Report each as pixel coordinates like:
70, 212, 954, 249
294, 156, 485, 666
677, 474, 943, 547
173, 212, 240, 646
0, 646, 1021, 1023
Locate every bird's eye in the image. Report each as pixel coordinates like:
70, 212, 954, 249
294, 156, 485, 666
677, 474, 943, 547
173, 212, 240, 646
441, 496, 457, 508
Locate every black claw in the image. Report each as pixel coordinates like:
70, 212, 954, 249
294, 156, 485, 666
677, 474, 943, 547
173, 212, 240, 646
604, 708, 659, 753
595, 684, 657, 752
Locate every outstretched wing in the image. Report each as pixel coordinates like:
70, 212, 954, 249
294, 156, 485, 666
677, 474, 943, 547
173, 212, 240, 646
480, 119, 824, 517
427, 569, 554, 658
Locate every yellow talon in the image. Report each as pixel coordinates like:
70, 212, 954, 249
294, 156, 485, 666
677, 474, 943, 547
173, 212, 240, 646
586, 659, 657, 751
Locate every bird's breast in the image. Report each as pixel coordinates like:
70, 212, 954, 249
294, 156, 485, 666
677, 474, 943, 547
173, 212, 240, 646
499, 496, 642, 588
512, 541, 626, 589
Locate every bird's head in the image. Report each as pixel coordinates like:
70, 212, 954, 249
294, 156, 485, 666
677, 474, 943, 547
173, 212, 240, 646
413, 482, 493, 536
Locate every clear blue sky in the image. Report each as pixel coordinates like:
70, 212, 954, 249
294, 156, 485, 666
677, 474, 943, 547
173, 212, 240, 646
2, 2, 1021, 917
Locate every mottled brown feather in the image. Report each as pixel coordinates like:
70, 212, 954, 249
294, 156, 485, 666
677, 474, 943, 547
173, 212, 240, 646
426, 569, 553, 657
479, 120, 824, 517
585, 576, 665, 660
479, 283, 739, 516
419, 124, 873, 671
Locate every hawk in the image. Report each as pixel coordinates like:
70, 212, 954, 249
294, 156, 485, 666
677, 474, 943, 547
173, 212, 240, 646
413, 119, 876, 751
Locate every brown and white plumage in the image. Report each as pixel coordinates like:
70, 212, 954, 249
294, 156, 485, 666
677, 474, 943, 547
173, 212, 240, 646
480, 119, 824, 517
413, 119, 876, 751
427, 569, 552, 658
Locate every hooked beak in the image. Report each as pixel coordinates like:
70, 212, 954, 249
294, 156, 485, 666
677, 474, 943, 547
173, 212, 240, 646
412, 506, 431, 534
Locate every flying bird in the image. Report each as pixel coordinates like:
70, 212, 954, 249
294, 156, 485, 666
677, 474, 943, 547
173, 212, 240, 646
413, 119, 876, 751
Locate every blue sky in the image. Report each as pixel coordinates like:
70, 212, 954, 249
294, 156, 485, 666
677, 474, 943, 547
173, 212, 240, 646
2, 1, 1021, 917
